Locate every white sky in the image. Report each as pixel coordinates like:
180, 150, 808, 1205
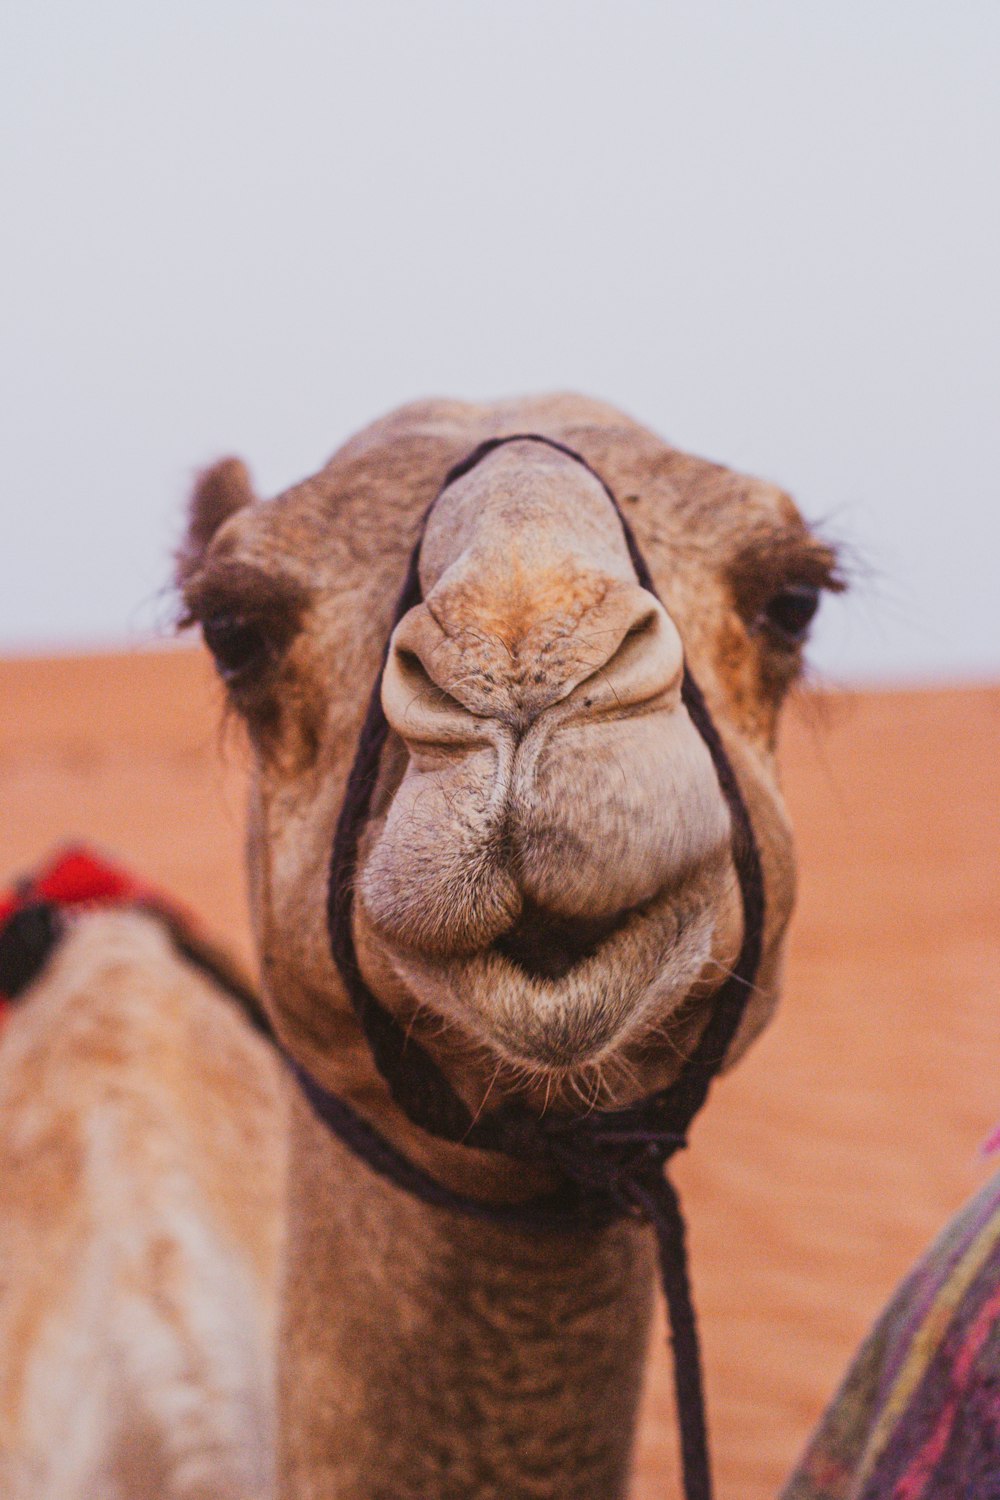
3, 1, 998, 681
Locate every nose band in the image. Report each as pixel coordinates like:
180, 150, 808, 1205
291, 432, 766, 1500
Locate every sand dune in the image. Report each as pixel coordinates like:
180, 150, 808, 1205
1, 650, 997, 1498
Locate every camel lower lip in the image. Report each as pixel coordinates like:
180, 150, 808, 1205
484, 1024, 622, 1073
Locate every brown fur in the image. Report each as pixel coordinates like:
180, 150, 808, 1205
178, 394, 838, 1497
0, 910, 288, 1500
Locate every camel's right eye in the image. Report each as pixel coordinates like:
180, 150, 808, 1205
758, 584, 822, 648
202, 613, 272, 684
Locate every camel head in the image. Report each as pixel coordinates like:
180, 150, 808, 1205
178, 396, 841, 1124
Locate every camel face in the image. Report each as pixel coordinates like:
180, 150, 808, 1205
180, 395, 840, 1113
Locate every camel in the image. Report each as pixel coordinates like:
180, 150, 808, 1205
176, 392, 842, 1499
0, 850, 288, 1500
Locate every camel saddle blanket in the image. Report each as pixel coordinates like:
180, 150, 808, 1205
0, 846, 265, 1035
783, 1167, 1000, 1499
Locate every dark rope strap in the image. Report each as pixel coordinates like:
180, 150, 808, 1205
634, 1175, 713, 1499
310, 432, 767, 1500
326, 434, 764, 1147
290, 1057, 604, 1229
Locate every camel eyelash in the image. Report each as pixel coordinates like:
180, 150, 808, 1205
182, 561, 305, 624
730, 531, 845, 628
180, 564, 307, 691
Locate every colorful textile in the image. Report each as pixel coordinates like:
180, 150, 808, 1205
783, 1170, 1000, 1499
0, 845, 187, 1011
0, 845, 267, 1037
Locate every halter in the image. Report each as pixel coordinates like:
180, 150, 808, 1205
297, 433, 766, 1500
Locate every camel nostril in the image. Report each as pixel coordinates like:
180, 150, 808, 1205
382, 628, 494, 751
566, 595, 684, 722
493, 900, 630, 982
623, 610, 658, 642
396, 647, 442, 699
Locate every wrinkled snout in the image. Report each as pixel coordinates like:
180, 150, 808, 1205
359, 443, 731, 974
381, 573, 684, 749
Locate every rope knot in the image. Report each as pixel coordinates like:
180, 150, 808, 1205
482, 1099, 688, 1220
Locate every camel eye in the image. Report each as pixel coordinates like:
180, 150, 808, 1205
759, 584, 821, 647
202, 612, 272, 684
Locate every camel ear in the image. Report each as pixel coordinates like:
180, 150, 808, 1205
176, 457, 256, 587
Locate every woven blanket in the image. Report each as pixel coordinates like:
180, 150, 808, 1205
783, 1169, 1000, 1500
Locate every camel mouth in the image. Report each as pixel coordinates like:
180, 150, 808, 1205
490, 900, 632, 983
370, 874, 725, 1097
480, 898, 687, 1074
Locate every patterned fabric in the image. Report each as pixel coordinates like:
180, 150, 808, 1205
0, 844, 268, 1037
783, 1170, 1000, 1500
0, 845, 174, 1011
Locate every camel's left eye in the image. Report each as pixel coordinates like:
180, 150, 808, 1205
759, 584, 821, 647
202, 613, 272, 683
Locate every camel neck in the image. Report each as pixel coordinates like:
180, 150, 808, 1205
278, 1086, 657, 1500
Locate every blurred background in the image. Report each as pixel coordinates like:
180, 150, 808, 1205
1, 10, 998, 1495
3, 0, 997, 680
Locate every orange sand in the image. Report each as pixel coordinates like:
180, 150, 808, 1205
2, 650, 997, 1498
